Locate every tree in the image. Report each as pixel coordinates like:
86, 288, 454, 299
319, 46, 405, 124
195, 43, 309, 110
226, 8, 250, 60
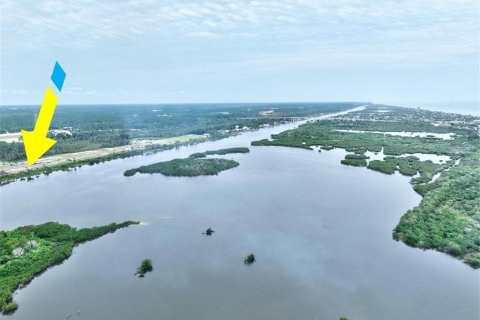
244, 254, 256, 264
140, 259, 153, 272
137, 258, 153, 277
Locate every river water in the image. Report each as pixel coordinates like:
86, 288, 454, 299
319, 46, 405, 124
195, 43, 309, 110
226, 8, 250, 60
0, 109, 478, 320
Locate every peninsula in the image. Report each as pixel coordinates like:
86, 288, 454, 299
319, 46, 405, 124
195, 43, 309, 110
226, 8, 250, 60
0, 221, 139, 314
252, 105, 480, 268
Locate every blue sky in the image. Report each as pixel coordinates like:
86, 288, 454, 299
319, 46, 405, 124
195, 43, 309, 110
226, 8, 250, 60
1, 0, 479, 108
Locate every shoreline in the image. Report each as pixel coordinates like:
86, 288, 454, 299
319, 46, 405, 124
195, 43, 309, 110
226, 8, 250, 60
0, 107, 365, 186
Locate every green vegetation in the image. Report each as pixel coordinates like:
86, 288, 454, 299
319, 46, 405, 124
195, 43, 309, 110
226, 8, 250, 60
0, 130, 130, 162
244, 254, 256, 265
251, 110, 480, 268
2, 301, 18, 314
0, 103, 355, 162
189, 147, 249, 159
0, 139, 207, 186
394, 152, 480, 267
124, 158, 239, 177
251, 119, 475, 157
1, 103, 355, 186
1, 103, 355, 137
0, 221, 139, 314
340, 154, 368, 167
136, 258, 153, 277
367, 156, 445, 182
321, 119, 470, 135
252, 138, 312, 150
204, 228, 215, 236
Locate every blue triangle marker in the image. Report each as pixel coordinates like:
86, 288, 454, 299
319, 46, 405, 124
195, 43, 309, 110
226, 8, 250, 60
51, 61, 66, 92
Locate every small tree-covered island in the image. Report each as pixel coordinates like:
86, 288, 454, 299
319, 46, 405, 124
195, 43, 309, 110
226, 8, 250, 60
0, 221, 139, 315
124, 148, 248, 177
244, 254, 256, 265
203, 228, 215, 236
124, 158, 239, 177
136, 258, 153, 277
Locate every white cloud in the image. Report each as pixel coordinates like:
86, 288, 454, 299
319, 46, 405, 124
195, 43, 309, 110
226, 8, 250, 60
187, 31, 218, 38
2, 1, 478, 49
0, 0, 478, 74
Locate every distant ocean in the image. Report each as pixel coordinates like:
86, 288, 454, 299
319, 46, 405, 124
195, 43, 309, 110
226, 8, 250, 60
395, 101, 479, 116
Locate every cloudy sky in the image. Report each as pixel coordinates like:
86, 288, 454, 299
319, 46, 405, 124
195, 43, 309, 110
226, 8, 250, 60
1, 0, 479, 107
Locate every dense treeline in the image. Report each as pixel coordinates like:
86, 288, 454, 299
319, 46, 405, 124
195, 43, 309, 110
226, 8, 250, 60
189, 147, 250, 159
340, 154, 369, 167
0, 142, 24, 162
367, 156, 444, 178
394, 152, 480, 268
0, 130, 130, 162
354, 104, 479, 127
0, 103, 356, 162
0, 103, 357, 134
124, 158, 239, 177
252, 121, 475, 157
0, 221, 139, 314
316, 119, 473, 135
252, 138, 312, 150
13, 221, 138, 244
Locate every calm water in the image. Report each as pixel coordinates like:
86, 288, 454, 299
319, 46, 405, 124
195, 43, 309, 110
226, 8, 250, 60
0, 113, 478, 320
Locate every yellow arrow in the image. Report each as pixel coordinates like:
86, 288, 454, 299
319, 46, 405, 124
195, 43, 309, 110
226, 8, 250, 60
21, 86, 58, 166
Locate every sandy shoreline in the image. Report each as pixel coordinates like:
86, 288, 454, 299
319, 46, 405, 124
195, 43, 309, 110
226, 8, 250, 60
0, 134, 205, 175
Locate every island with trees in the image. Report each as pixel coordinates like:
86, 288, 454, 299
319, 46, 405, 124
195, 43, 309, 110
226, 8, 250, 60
189, 147, 250, 159
340, 154, 369, 167
124, 147, 250, 177
136, 258, 153, 277
124, 157, 239, 177
244, 254, 256, 265
203, 228, 215, 236
0, 221, 139, 315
